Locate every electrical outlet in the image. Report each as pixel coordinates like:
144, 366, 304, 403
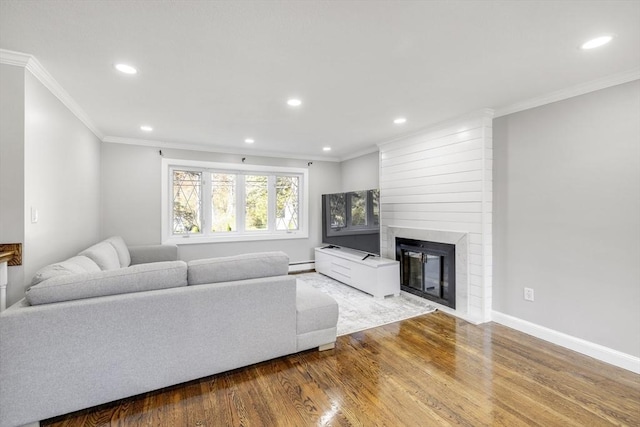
524, 287, 534, 301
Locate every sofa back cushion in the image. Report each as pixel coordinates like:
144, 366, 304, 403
26, 261, 188, 305
104, 236, 131, 268
188, 251, 289, 285
30, 256, 101, 286
79, 241, 121, 270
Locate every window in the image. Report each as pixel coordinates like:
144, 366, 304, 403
172, 170, 202, 234
162, 159, 308, 244
276, 176, 300, 231
326, 189, 379, 236
211, 173, 236, 232
245, 175, 268, 230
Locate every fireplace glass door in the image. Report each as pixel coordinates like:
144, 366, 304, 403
402, 250, 444, 297
396, 238, 455, 309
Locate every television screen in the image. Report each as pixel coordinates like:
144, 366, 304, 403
321, 189, 380, 255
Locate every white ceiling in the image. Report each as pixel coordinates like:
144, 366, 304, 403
1, 0, 639, 161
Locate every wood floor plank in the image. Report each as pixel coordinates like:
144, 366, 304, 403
199, 375, 235, 426
43, 311, 640, 426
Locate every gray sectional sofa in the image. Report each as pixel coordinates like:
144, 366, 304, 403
0, 237, 338, 427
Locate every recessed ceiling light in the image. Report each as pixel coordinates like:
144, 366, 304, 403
394, 117, 407, 124
115, 63, 137, 74
323, 146, 332, 152
580, 35, 614, 50
244, 138, 255, 144
287, 98, 302, 107
140, 125, 153, 132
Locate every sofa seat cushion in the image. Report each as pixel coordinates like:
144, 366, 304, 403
30, 256, 101, 286
26, 261, 188, 305
104, 236, 131, 268
296, 281, 339, 334
187, 251, 289, 285
79, 241, 121, 270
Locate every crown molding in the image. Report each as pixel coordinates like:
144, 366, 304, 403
0, 49, 31, 67
102, 136, 342, 162
0, 48, 104, 140
339, 145, 380, 162
494, 68, 640, 117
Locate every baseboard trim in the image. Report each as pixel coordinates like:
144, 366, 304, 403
491, 311, 640, 374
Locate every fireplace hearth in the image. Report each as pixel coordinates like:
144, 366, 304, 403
396, 237, 456, 309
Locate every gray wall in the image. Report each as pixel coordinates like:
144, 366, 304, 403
493, 80, 640, 357
0, 68, 102, 306
340, 151, 379, 191
0, 64, 25, 304
21, 72, 102, 303
100, 143, 342, 263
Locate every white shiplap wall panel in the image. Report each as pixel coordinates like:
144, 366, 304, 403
380, 139, 484, 172
382, 182, 483, 196
382, 170, 483, 187
384, 211, 482, 224
381, 146, 484, 174
381, 159, 484, 182
380, 122, 491, 160
381, 139, 485, 168
380, 132, 479, 160
382, 202, 484, 213
384, 219, 484, 234
379, 110, 493, 323
383, 192, 484, 204
469, 233, 483, 245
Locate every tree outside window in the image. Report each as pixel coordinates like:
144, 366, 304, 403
276, 176, 299, 230
172, 170, 201, 234
245, 175, 268, 230
211, 173, 236, 232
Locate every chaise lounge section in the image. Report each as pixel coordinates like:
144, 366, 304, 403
0, 237, 338, 427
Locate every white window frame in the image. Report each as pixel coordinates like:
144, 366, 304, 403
161, 158, 309, 244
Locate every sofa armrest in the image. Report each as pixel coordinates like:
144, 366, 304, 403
128, 244, 178, 265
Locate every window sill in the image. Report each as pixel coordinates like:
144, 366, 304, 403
164, 231, 309, 245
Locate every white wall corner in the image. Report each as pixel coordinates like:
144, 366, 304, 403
492, 311, 640, 374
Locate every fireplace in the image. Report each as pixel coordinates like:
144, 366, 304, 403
396, 237, 456, 309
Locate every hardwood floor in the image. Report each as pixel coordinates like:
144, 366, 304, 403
44, 311, 640, 426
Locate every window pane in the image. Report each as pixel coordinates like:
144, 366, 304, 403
245, 175, 268, 230
211, 173, 236, 232
350, 191, 367, 226
172, 170, 201, 234
329, 193, 345, 229
276, 176, 299, 230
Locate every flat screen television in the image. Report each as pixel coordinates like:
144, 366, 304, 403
321, 189, 380, 255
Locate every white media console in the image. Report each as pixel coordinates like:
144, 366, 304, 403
314, 246, 400, 299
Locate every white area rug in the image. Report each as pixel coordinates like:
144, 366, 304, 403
296, 272, 436, 336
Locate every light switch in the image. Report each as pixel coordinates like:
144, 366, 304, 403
31, 207, 39, 223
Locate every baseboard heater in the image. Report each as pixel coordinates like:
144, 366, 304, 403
288, 261, 315, 273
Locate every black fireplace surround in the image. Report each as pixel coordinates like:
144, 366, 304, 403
396, 237, 456, 309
